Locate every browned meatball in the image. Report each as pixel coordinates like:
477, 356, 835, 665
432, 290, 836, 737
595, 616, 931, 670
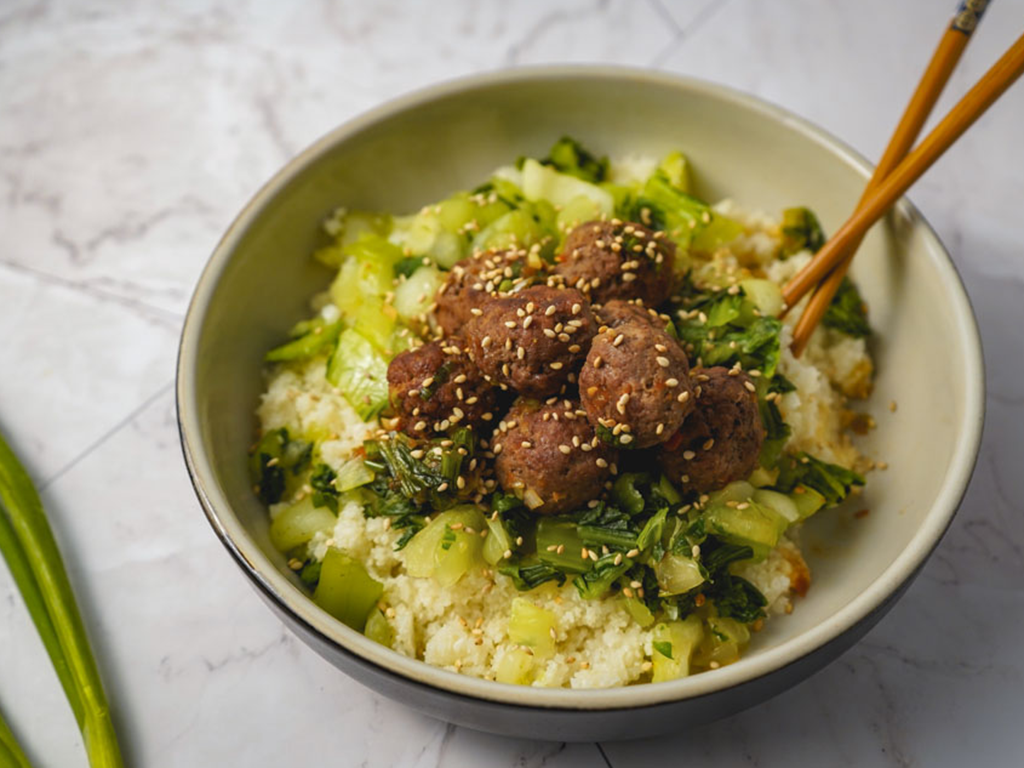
492, 398, 617, 515
387, 339, 498, 437
579, 321, 695, 449
658, 367, 764, 494
434, 248, 543, 336
595, 298, 671, 332
554, 220, 674, 307
464, 285, 596, 398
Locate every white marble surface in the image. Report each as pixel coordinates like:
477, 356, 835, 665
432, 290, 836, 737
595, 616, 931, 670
2, 1, 1023, 765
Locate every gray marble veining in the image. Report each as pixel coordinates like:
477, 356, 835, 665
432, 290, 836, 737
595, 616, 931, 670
1, 1, 1023, 765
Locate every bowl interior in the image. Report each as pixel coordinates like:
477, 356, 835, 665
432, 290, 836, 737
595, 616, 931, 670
179, 69, 982, 709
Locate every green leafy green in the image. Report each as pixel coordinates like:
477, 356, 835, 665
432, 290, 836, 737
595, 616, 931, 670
774, 453, 865, 506
264, 318, 343, 363
653, 640, 674, 660
576, 502, 638, 550
573, 553, 632, 600
758, 399, 792, 469
699, 539, 754, 574
310, 463, 340, 513
393, 255, 425, 278
780, 206, 826, 256
419, 362, 451, 401
539, 136, 608, 183
499, 560, 567, 590
248, 428, 311, 505
706, 573, 767, 623
299, 558, 323, 588
823, 277, 871, 338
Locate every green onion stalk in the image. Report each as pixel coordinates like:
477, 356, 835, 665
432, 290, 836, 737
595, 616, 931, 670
0, 429, 123, 767
0, 706, 33, 768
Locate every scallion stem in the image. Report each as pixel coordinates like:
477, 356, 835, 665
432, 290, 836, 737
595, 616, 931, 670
0, 430, 123, 767
0, 707, 33, 768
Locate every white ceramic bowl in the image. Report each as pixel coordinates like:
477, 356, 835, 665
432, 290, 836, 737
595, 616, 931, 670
177, 66, 984, 741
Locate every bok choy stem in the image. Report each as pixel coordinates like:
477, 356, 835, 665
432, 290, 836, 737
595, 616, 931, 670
0, 430, 123, 767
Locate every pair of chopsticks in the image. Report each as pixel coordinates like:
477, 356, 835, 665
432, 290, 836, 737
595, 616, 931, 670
783, 1, 1024, 356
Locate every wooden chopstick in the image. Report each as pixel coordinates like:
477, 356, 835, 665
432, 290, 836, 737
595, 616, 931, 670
782, 29, 1024, 326
783, 6, 986, 356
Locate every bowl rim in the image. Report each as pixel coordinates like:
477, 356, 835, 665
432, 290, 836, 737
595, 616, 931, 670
177, 64, 985, 710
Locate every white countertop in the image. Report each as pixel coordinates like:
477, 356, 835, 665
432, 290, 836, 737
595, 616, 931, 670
2, 1, 1023, 765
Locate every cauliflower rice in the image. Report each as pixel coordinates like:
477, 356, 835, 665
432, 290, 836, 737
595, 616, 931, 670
256, 200, 871, 687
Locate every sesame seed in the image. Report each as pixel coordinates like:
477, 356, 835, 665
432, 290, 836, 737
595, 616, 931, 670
470, 307, 483, 316
572, 303, 581, 315
422, 376, 434, 388
581, 547, 590, 560
588, 549, 598, 562
595, 458, 608, 468
656, 423, 664, 435
414, 421, 427, 431
626, 548, 640, 558
677, 391, 690, 403
703, 438, 715, 450
655, 343, 667, 352
523, 316, 534, 329
550, 361, 564, 371
656, 356, 670, 367
744, 380, 757, 392
503, 549, 513, 559
481, 336, 492, 348
666, 378, 679, 388
619, 434, 633, 444
504, 320, 517, 329
545, 305, 557, 316
410, 449, 425, 459
683, 450, 696, 460
612, 333, 625, 346
521, 441, 532, 448
437, 482, 449, 492
622, 587, 635, 598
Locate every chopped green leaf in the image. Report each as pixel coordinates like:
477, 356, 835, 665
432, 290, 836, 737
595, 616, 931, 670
780, 207, 826, 256
774, 453, 865, 507
310, 463, 340, 513
652, 640, 674, 660
540, 136, 609, 183
573, 553, 632, 600
499, 561, 567, 591
823, 277, 871, 338
393, 255, 425, 278
706, 573, 767, 623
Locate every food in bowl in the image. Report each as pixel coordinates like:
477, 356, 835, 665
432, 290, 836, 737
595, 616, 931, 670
249, 137, 874, 688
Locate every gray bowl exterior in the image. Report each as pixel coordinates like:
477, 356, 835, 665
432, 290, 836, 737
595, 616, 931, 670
178, 67, 984, 741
